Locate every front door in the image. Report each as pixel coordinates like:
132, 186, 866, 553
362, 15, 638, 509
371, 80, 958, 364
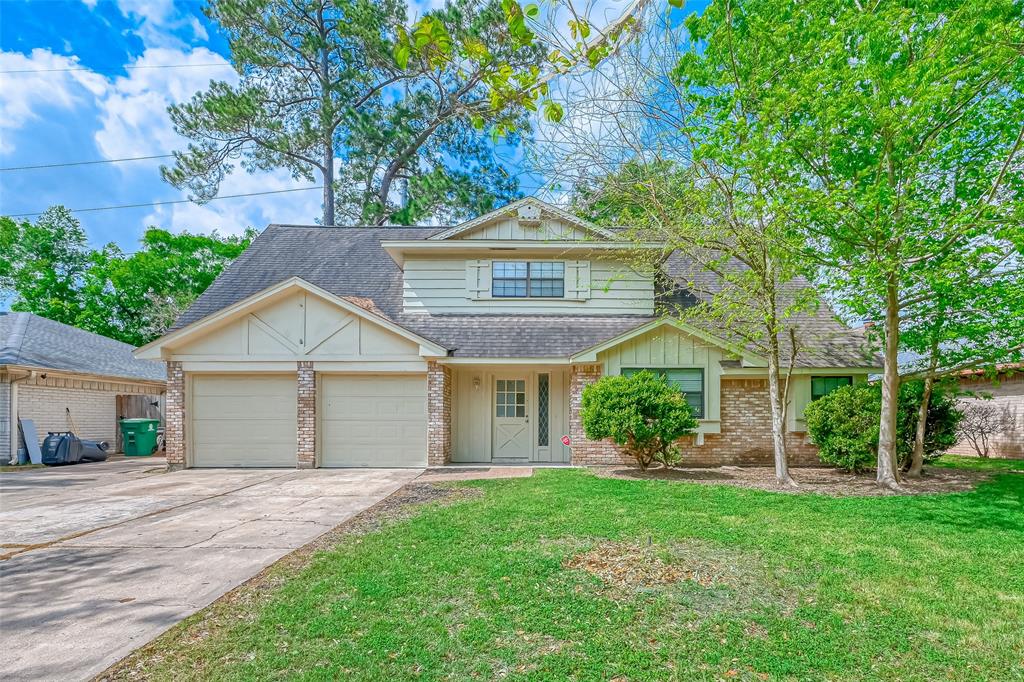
493, 376, 530, 461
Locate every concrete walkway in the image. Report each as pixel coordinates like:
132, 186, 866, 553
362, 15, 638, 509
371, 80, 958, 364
0, 459, 420, 681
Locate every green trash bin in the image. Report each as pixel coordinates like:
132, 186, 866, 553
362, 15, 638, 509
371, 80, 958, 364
120, 418, 160, 456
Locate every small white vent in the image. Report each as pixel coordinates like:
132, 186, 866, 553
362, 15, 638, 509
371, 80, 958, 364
516, 203, 542, 227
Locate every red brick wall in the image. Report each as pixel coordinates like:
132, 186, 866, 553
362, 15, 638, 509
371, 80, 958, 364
427, 361, 452, 466
568, 368, 821, 467
297, 362, 316, 468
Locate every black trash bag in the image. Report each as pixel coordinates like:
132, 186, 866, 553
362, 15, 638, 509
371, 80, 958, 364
80, 439, 109, 463
41, 432, 84, 466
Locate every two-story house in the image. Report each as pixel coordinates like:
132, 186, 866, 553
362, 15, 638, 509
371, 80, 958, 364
136, 198, 879, 469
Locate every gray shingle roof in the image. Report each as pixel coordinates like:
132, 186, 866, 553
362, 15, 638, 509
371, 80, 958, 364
171, 224, 877, 367
0, 313, 167, 382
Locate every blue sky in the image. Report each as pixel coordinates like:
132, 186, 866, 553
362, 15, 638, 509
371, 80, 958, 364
0, 0, 548, 250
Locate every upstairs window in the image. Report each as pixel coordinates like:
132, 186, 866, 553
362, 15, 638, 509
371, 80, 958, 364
622, 368, 705, 419
811, 376, 853, 401
492, 261, 564, 298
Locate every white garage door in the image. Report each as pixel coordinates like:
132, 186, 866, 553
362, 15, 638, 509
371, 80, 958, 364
320, 375, 427, 467
191, 374, 296, 467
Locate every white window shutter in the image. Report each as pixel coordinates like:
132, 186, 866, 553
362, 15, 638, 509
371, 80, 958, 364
466, 259, 491, 300
566, 260, 591, 300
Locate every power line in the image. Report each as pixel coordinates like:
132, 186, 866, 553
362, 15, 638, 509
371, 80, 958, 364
0, 62, 232, 75
0, 154, 175, 171
7, 187, 324, 218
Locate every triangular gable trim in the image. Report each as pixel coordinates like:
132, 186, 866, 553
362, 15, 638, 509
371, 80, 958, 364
428, 197, 618, 241
134, 277, 449, 359
569, 318, 766, 365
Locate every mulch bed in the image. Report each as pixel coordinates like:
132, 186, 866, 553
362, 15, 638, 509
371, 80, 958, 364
97, 482, 479, 681
594, 465, 994, 496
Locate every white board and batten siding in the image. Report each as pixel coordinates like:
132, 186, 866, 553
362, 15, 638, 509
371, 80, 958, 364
452, 216, 593, 241
403, 258, 655, 315
171, 289, 426, 370
597, 326, 725, 429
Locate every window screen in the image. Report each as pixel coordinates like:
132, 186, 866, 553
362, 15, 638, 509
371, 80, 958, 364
811, 376, 853, 401
622, 368, 705, 419
491, 261, 564, 298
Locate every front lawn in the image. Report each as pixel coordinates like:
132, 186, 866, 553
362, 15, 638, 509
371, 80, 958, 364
108, 459, 1024, 681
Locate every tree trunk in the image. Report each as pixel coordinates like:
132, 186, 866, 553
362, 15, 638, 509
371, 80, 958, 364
877, 275, 902, 490
766, 335, 796, 486
908, 375, 933, 477
320, 43, 335, 226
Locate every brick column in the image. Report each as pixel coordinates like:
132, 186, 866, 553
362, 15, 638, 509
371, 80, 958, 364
427, 360, 452, 466
569, 363, 629, 465
297, 361, 316, 468
164, 361, 186, 470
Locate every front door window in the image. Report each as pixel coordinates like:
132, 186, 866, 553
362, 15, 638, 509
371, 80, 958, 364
495, 379, 526, 417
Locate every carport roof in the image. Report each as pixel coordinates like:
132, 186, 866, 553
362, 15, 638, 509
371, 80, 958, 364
0, 312, 166, 383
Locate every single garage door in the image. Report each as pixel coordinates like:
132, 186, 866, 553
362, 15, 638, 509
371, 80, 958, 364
191, 374, 297, 467
320, 374, 427, 467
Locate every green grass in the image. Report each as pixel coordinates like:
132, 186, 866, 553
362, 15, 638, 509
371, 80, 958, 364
934, 453, 1024, 472
124, 461, 1024, 681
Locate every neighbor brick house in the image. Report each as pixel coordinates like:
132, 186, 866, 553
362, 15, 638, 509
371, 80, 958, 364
948, 364, 1024, 459
1, 313, 166, 462
136, 198, 879, 469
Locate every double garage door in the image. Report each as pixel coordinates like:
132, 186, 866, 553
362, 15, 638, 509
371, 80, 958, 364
190, 374, 426, 468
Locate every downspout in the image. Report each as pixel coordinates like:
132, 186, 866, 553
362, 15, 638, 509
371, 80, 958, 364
7, 369, 36, 463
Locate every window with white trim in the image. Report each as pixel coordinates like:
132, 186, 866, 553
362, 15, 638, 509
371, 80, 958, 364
622, 368, 705, 418
492, 261, 565, 298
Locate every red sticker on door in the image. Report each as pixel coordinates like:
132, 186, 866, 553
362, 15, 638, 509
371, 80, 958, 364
561, 435, 571, 446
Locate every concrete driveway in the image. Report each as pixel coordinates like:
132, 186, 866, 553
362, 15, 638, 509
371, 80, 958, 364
0, 458, 421, 681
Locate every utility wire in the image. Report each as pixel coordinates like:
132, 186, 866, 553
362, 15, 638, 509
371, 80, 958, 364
7, 187, 324, 218
0, 63, 232, 75
1, 154, 174, 171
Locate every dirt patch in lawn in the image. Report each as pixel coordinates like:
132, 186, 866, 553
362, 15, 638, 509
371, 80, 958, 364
595, 465, 991, 496
96, 482, 479, 682
563, 538, 800, 619
565, 540, 720, 590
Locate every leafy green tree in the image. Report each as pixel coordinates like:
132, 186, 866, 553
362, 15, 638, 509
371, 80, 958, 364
82, 229, 255, 346
1, 206, 251, 346
164, 0, 543, 225
556, 12, 823, 486
581, 370, 698, 470
0, 207, 90, 325
661, 0, 1024, 489
898, 254, 1024, 476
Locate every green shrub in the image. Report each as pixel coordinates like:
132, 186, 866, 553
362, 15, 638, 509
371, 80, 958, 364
896, 381, 962, 468
580, 371, 698, 470
804, 381, 964, 473
803, 384, 880, 472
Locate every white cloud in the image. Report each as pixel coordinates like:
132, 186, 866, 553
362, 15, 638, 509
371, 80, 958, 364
0, 49, 108, 152
94, 47, 235, 159
113, 0, 207, 48
1, 45, 321, 239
